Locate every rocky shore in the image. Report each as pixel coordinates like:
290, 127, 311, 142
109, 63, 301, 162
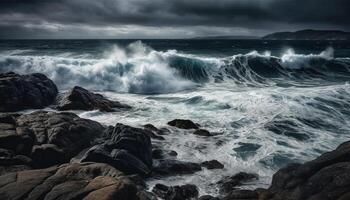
1, 72, 350, 200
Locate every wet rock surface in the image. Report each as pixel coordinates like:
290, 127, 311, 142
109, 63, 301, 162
265, 140, 350, 200
57, 86, 131, 112
152, 183, 199, 200
0, 111, 104, 168
0, 148, 32, 175
0, 72, 58, 112
0, 162, 142, 200
79, 123, 153, 176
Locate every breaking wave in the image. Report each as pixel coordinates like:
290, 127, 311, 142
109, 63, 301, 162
0, 41, 349, 93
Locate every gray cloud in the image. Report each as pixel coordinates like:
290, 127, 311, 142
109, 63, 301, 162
0, 0, 349, 38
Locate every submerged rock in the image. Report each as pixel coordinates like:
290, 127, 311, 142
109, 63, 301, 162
199, 195, 221, 200
57, 86, 131, 112
79, 123, 153, 176
0, 162, 143, 200
143, 124, 169, 139
152, 183, 199, 200
153, 159, 201, 176
265, 118, 311, 141
0, 111, 104, 168
152, 149, 177, 159
167, 119, 199, 129
201, 160, 224, 169
193, 129, 213, 136
0, 72, 58, 112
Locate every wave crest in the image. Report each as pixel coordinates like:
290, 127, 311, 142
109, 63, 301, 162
0, 41, 349, 93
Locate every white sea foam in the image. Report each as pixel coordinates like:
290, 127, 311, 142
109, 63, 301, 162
0, 42, 349, 94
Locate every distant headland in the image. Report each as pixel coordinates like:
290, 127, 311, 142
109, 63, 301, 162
262, 29, 350, 40
193, 30, 350, 40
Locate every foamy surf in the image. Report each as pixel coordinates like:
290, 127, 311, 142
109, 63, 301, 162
1, 41, 349, 94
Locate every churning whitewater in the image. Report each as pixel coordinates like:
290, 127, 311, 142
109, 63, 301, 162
1, 40, 350, 195
1, 41, 349, 93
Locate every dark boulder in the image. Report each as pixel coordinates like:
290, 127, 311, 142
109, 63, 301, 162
0, 72, 58, 112
265, 140, 350, 200
0, 162, 144, 200
201, 160, 224, 169
57, 86, 131, 112
0, 111, 104, 168
152, 183, 199, 200
79, 123, 153, 176
167, 119, 199, 129
153, 159, 201, 176
217, 172, 258, 194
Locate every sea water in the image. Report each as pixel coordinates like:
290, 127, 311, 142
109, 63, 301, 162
1, 39, 350, 195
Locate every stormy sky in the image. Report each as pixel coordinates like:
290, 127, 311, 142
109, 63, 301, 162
0, 0, 349, 39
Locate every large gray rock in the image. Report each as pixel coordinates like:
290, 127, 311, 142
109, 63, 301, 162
0, 162, 143, 200
265, 140, 350, 200
79, 123, 153, 176
57, 86, 131, 112
0, 111, 104, 168
0, 72, 58, 112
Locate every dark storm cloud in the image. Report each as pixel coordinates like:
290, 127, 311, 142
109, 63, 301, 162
0, 0, 349, 38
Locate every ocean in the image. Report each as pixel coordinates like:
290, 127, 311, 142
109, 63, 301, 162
1, 39, 350, 195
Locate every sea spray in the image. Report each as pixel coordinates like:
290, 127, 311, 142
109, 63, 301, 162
0, 41, 349, 94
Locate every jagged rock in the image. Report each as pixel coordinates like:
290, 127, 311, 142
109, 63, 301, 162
193, 129, 212, 136
217, 172, 258, 194
201, 160, 224, 169
167, 119, 199, 129
265, 140, 350, 200
152, 183, 199, 200
79, 123, 152, 176
153, 159, 201, 176
57, 86, 131, 112
0, 162, 144, 200
0, 111, 104, 168
0, 72, 58, 112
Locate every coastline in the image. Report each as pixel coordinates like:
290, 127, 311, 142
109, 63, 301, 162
1, 72, 350, 200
